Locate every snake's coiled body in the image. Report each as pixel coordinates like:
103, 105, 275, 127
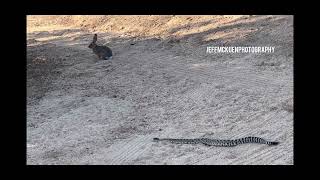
153, 136, 279, 147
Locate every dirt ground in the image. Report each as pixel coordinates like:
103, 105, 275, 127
27, 15, 293, 165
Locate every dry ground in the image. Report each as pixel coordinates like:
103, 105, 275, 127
27, 15, 293, 165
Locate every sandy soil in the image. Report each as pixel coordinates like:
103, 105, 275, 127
27, 15, 293, 165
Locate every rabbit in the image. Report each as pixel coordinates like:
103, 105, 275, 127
88, 34, 113, 60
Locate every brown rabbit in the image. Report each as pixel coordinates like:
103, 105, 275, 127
88, 34, 113, 60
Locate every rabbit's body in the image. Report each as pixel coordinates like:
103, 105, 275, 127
88, 34, 113, 60
92, 45, 113, 60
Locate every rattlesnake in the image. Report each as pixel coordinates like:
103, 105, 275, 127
153, 136, 279, 147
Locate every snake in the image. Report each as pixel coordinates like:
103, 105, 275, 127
153, 136, 279, 147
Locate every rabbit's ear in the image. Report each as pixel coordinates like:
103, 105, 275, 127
93, 34, 97, 43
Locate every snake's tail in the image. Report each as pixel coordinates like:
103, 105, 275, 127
266, 141, 279, 145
